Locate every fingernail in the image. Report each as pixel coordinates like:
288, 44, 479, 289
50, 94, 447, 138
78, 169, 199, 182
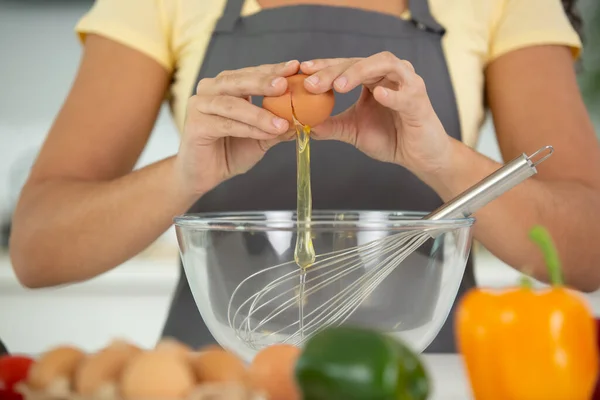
302, 60, 314, 67
305, 75, 319, 86
380, 88, 389, 97
335, 76, 347, 89
285, 60, 298, 66
271, 77, 284, 87
273, 117, 287, 130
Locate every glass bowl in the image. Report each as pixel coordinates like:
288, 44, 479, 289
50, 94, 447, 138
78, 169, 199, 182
174, 210, 474, 362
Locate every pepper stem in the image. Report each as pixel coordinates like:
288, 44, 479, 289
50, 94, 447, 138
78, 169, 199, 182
528, 225, 563, 286
519, 274, 533, 289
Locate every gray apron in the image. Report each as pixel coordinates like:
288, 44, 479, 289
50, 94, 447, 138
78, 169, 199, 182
162, 0, 476, 353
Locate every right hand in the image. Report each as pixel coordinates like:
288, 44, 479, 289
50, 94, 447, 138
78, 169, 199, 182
176, 60, 300, 196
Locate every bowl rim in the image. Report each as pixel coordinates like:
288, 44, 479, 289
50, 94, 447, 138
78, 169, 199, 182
173, 210, 475, 231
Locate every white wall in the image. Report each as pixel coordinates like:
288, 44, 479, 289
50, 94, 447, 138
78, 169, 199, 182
0, 1, 181, 221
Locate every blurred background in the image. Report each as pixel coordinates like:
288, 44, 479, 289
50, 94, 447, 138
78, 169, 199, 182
0, 0, 599, 354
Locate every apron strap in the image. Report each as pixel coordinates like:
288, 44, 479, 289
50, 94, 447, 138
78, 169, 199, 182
214, 0, 245, 33
214, 0, 445, 35
409, 0, 445, 35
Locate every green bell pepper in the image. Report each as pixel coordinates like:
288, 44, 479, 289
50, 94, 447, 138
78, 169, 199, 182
294, 326, 430, 400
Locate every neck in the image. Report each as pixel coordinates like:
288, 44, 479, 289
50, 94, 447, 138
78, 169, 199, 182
257, 0, 407, 17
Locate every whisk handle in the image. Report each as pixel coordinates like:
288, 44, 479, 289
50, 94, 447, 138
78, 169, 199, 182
426, 146, 554, 221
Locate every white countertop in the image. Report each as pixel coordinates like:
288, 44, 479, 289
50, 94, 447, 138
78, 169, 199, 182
2, 242, 598, 298
2, 240, 600, 358
0, 246, 595, 399
423, 355, 471, 399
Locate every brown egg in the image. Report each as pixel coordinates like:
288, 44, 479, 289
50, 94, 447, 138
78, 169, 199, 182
191, 348, 248, 384
248, 344, 301, 400
188, 382, 258, 400
27, 345, 85, 392
120, 350, 196, 400
74, 339, 141, 396
263, 74, 335, 128
155, 338, 193, 360
198, 344, 223, 353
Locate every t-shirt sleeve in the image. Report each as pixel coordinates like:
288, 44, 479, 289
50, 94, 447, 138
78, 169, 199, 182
75, 0, 173, 72
488, 0, 582, 63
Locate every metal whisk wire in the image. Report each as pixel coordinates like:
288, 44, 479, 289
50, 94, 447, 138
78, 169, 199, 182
229, 231, 421, 347
228, 146, 554, 350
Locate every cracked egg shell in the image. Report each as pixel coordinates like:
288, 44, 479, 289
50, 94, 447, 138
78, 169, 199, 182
262, 74, 335, 128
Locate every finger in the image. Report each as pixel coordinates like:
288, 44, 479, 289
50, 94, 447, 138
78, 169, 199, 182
258, 130, 297, 152
197, 73, 288, 98
194, 114, 280, 142
196, 61, 298, 97
301, 59, 358, 94
331, 52, 415, 93
300, 58, 356, 74
195, 95, 289, 134
238, 59, 300, 75
372, 77, 430, 119
308, 109, 357, 147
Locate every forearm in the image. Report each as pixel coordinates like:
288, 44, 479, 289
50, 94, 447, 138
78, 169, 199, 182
416, 139, 600, 292
10, 156, 201, 288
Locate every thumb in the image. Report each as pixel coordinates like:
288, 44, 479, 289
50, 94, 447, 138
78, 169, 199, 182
310, 108, 357, 147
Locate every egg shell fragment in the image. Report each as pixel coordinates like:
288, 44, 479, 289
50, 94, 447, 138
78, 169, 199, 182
262, 74, 335, 127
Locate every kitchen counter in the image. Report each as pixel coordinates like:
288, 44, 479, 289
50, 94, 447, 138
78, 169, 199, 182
423, 355, 470, 399
2, 239, 600, 355
0, 244, 598, 398
0, 239, 180, 354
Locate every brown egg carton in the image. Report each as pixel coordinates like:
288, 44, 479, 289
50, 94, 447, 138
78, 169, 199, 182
15, 338, 267, 400
17, 381, 266, 400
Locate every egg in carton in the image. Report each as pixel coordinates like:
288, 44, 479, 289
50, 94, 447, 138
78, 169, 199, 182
16, 338, 268, 400
16, 339, 139, 400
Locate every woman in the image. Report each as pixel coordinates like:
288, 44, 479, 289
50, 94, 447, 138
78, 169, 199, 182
0, 338, 7, 356
9, 0, 600, 352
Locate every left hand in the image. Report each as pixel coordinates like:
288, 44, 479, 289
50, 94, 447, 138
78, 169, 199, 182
300, 52, 453, 174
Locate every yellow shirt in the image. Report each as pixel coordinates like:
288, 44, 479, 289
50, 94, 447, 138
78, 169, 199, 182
75, 0, 581, 147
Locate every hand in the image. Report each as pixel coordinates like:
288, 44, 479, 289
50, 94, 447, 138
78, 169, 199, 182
177, 61, 300, 196
300, 52, 453, 175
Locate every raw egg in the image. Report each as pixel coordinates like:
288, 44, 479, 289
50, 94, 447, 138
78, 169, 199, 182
248, 344, 301, 400
74, 339, 141, 397
263, 74, 335, 127
191, 348, 248, 384
27, 345, 85, 394
120, 350, 196, 400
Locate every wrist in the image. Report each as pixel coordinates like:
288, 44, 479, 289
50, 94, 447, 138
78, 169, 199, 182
171, 153, 226, 206
412, 138, 500, 201
168, 156, 205, 209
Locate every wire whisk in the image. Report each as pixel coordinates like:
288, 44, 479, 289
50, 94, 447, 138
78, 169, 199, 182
228, 146, 554, 350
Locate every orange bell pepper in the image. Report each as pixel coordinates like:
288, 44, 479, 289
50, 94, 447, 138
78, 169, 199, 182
456, 225, 599, 400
